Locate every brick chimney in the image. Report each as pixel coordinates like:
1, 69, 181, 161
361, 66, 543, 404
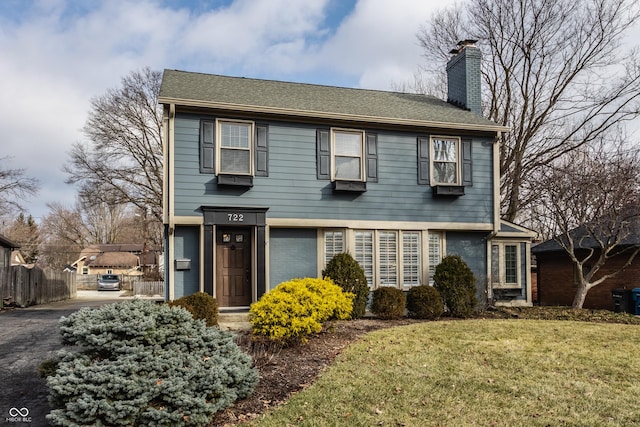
446, 39, 482, 116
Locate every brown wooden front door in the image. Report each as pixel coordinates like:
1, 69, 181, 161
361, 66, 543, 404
216, 228, 252, 306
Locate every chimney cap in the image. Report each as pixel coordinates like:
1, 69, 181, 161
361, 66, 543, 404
457, 39, 478, 46
450, 39, 479, 55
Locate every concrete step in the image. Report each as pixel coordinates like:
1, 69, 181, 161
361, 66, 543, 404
218, 311, 250, 331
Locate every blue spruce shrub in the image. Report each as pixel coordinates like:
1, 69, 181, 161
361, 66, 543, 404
45, 299, 257, 427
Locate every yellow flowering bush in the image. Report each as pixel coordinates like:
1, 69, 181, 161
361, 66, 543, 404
249, 277, 353, 343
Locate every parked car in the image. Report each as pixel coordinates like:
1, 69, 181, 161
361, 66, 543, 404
97, 274, 121, 291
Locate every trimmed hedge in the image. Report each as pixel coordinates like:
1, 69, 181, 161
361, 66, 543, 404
168, 291, 219, 326
249, 277, 353, 343
370, 286, 406, 320
434, 255, 477, 318
406, 285, 444, 319
322, 252, 369, 318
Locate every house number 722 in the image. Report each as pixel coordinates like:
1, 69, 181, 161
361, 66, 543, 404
227, 213, 244, 222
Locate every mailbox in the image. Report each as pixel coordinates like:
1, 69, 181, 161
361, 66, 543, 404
175, 258, 191, 271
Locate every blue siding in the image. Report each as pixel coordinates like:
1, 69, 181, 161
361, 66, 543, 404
269, 228, 317, 288
446, 232, 488, 280
173, 226, 200, 298
172, 114, 495, 224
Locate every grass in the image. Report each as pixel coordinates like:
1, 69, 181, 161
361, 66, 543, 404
252, 319, 640, 426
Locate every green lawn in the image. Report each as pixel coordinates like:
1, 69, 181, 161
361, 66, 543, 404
252, 319, 640, 426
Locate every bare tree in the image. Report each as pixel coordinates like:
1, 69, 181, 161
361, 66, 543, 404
535, 141, 640, 308
5, 213, 40, 263
64, 67, 163, 223
0, 156, 39, 217
415, 0, 640, 221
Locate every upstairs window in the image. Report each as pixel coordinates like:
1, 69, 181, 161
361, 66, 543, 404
317, 128, 377, 184
218, 121, 252, 175
199, 119, 268, 178
431, 137, 460, 185
333, 130, 364, 181
418, 136, 472, 188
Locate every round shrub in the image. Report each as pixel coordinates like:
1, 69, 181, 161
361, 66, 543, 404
406, 285, 444, 319
434, 255, 477, 318
168, 291, 219, 326
45, 299, 257, 427
249, 277, 353, 344
322, 252, 369, 319
370, 286, 406, 320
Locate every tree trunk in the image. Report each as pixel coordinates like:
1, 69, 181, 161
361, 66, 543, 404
572, 284, 589, 309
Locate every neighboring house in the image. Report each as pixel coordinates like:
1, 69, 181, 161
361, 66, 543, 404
532, 232, 640, 310
10, 250, 26, 266
159, 40, 535, 309
72, 244, 158, 276
0, 234, 20, 306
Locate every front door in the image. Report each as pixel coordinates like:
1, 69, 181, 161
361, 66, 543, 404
216, 228, 252, 306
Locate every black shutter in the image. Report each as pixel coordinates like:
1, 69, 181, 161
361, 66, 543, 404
200, 120, 215, 174
255, 124, 268, 176
366, 133, 378, 182
462, 138, 472, 186
417, 136, 430, 185
317, 129, 330, 180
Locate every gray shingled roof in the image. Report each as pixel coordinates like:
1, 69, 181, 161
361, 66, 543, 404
159, 69, 507, 132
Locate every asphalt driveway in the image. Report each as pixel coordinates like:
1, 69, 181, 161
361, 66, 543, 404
0, 291, 130, 426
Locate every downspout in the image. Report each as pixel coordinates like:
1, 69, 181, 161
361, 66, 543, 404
165, 103, 176, 301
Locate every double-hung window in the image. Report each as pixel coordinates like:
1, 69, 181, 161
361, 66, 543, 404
199, 119, 268, 180
491, 242, 521, 289
218, 120, 253, 175
333, 129, 365, 181
431, 137, 460, 185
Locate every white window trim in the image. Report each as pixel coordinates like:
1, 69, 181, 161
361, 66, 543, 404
216, 118, 255, 176
331, 128, 366, 182
401, 231, 421, 288
321, 229, 447, 290
430, 136, 461, 186
491, 241, 522, 289
427, 231, 444, 286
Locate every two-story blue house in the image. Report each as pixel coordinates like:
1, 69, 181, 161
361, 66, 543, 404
159, 41, 535, 309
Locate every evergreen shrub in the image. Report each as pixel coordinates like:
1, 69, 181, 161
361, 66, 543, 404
249, 277, 353, 344
45, 299, 257, 427
322, 252, 369, 318
168, 291, 219, 326
370, 286, 406, 320
434, 255, 477, 318
406, 285, 444, 319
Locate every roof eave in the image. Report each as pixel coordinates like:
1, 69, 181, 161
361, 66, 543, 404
159, 97, 510, 134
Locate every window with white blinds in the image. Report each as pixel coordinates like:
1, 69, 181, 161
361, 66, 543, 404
354, 231, 374, 288
428, 232, 443, 285
378, 231, 397, 286
402, 232, 421, 286
324, 230, 344, 266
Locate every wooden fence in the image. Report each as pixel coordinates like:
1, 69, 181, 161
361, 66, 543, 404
133, 280, 165, 297
2, 266, 76, 307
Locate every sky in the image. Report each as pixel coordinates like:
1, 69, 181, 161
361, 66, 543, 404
0, 0, 459, 223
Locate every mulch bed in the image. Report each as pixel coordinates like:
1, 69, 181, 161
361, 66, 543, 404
210, 318, 424, 426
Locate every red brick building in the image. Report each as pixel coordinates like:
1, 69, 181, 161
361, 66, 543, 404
533, 242, 640, 310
